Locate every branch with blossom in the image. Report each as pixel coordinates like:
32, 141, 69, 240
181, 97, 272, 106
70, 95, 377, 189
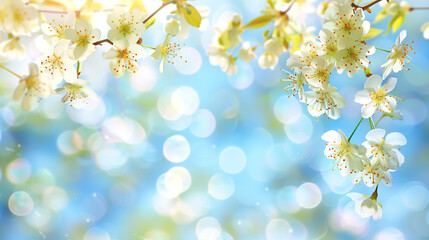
0, 0, 208, 111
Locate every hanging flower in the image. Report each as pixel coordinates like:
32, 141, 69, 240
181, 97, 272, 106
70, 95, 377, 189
347, 192, 382, 220
13, 63, 51, 111
103, 39, 145, 77
258, 38, 284, 70
107, 8, 146, 43
361, 128, 406, 171
321, 129, 364, 176
54, 79, 97, 109
381, 30, 413, 79
207, 44, 237, 75
65, 20, 101, 60
354, 75, 400, 118
238, 42, 256, 63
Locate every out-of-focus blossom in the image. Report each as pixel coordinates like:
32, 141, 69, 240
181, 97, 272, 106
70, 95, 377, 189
2, 0, 40, 36
258, 38, 284, 70
0, 37, 25, 59
13, 63, 51, 111
238, 42, 256, 63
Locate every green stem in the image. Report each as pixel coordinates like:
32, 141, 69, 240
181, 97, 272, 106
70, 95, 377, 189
140, 44, 156, 50
375, 115, 385, 127
375, 47, 391, 53
369, 117, 376, 130
77, 61, 82, 76
0, 64, 22, 79
348, 117, 364, 142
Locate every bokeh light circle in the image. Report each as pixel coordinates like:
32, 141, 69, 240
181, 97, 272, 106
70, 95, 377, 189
163, 135, 191, 163
6, 158, 31, 184
164, 167, 192, 195
284, 115, 313, 144
190, 109, 216, 138
265, 218, 293, 240
84, 227, 111, 240
174, 47, 202, 75
208, 174, 235, 200
172, 87, 200, 116
42, 186, 68, 211
296, 182, 322, 209
219, 146, 247, 174
195, 217, 222, 240
274, 95, 302, 124
276, 186, 301, 213
8, 191, 34, 216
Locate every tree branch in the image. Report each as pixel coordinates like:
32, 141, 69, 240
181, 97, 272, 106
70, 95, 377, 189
93, 39, 113, 46
352, 0, 387, 12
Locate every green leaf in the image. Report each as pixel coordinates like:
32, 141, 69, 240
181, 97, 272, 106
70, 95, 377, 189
287, 34, 301, 53
392, 13, 405, 32
243, 15, 275, 29
145, 17, 156, 29
362, 28, 382, 40
374, 9, 388, 23
183, 4, 202, 28
263, 29, 270, 39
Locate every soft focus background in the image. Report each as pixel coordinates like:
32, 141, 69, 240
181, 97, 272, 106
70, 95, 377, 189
1, 0, 429, 239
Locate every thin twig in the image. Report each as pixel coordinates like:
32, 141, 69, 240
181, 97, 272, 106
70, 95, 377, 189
352, 0, 387, 11
143, 1, 172, 24
409, 7, 429, 11
93, 39, 113, 46
0, 64, 22, 79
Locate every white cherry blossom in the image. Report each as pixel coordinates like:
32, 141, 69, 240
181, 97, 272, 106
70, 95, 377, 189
354, 75, 399, 118
305, 85, 346, 119
258, 38, 284, 70
238, 42, 256, 63
0, 37, 25, 59
3, 0, 39, 36
41, 12, 76, 44
361, 128, 406, 171
103, 39, 145, 78
334, 40, 375, 77
37, 40, 77, 84
323, 1, 370, 43
207, 45, 237, 75
322, 129, 364, 176
302, 56, 334, 90
54, 79, 97, 109
107, 8, 146, 43
318, 29, 338, 64
281, 69, 307, 102
347, 192, 382, 220
352, 158, 393, 187
287, 40, 322, 69
381, 30, 413, 79
151, 35, 185, 73
13, 63, 51, 111
65, 20, 101, 60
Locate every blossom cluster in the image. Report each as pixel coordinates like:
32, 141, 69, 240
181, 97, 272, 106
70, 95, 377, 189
0, 0, 207, 111
278, 0, 414, 221
206, 0, 317, 75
